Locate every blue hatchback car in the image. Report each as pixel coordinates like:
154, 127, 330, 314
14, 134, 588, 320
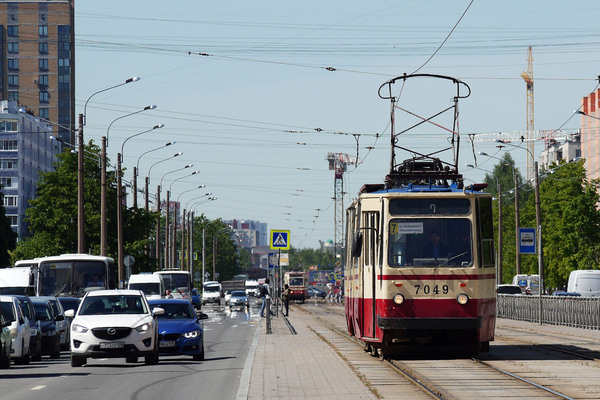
148, 299, 208, 361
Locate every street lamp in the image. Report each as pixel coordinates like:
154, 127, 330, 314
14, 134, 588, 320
101, 105, 157, 257
575, 110, 600, 120
136, 141, 175, 210
168, 171, 200, 269
121, 124, 165, 209
82, 77, 140, 256
160, 164, 193, 269
478, 152, 522, 279
115, 124, 164, 285
495, 139, 544, 324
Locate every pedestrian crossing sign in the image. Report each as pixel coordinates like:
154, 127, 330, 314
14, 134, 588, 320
270, 230, 290, 250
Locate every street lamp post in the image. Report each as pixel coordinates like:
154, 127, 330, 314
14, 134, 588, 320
160, 165, 193, 269
496, 140, 544, 324
168, 171, 199, 269
116, 124, 163, 283
82, 77, 140, 254
102, 104, 156, 256
136, 141, 175, 210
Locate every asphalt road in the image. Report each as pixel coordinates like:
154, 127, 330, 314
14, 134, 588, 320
0, 298, 261, 400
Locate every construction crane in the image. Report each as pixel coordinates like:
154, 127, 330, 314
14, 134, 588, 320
521, 46, 534, 181
327, 152, 357, 259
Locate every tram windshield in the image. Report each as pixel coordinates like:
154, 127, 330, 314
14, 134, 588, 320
388, 218, 472, 267
289, 277, 304, 286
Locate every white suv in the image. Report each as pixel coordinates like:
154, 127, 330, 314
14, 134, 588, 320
66, 290, 163, 367
0, 295, 31, 365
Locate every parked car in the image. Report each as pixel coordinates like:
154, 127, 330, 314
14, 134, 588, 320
58, 296, 81, 349
191, 289, 202, 310
496, 284, 523, 295
308, 286, 327, 299
228, 290, 249, 309
30, 299, 61, 359
13, 295, 43, 361
36, 296, 68, 349
0, 295, 30, 364
148, 299, 208, 361
0, 315, 11, 368
66, 289, 164, 367
552, 291, 582, 297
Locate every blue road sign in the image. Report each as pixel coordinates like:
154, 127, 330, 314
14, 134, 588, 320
519, 227, 536, 254
270, 230, 290, 250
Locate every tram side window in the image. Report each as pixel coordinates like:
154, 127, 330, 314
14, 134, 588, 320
477, 197, 495, 269
388, 218, 472, 267
362, 212, 379, 266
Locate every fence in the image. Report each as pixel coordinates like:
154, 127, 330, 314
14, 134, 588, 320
497, 294, 600, 330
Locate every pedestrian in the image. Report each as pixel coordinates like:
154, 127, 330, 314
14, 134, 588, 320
259, 278, 270, 317
282, 284, 290, 317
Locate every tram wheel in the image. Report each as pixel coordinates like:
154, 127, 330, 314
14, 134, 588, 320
364, 343, 371, 353
370, 345, 378, 357
377, 348, 385, 361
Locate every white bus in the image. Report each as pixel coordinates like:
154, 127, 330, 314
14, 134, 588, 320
154, 270, 192, 299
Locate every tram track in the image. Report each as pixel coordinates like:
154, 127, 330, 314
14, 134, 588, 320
298, 302, 586, 400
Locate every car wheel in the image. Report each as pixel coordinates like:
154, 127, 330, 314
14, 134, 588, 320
125, 355, 138, 363
71, 354, 85, 367
0, 348, 9, 369
193, 341, 204, 361
144, 350, 159, 365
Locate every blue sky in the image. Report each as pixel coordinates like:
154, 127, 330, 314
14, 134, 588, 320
74, 1, 600, 248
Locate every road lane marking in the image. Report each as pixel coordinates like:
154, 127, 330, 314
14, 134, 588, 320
31, 385, 46, 391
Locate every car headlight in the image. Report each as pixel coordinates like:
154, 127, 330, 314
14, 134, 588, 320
135, 322, 153, 332
392, 293, 404, 305
457, 293, 469, 305
71, 323, 88, 334
184, 330, 201, 338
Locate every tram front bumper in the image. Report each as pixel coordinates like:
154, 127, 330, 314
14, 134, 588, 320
377, 316, 482, 330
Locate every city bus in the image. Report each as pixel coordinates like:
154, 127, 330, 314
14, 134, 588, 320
36, 254, 115, 297
154, 270, 193, 299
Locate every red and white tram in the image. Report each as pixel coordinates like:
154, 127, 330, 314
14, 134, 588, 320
344, 74, 496, 357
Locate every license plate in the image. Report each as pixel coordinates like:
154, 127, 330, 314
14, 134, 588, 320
99, 342, 124, 349
159, 341, 176, 348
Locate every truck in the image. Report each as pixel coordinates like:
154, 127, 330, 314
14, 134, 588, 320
245, 280, 259, 297
221, 280, 246, 304
567, 270, 600, 297
0, 265, 39, 296
202, 281, 222, 305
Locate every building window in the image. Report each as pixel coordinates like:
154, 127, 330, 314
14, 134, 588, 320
38, 25, 48, 37
7, 25, 18, 37
0, 177, 16, 189
58, 58, 70, 67
39, 58, 48, 71
39, 42, 48, 54
0, 140, 18, 151
7, 42, 19, 53
0, 121, 18, 132
38, 75, 48, 86
39, 108, 49, 119
0, 159, 18, 169
7, 92, 19, 102
7, 215, 17, 227
39, 91, 49, 103
3, 196, 18, 207
7, 59, 19, 71
7, 75, 19, 87
58, 75, 70, 84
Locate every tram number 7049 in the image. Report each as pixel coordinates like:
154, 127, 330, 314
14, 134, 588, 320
414, 284, 449, 295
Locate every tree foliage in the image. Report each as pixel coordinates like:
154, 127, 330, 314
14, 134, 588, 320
288, 247, 336, 271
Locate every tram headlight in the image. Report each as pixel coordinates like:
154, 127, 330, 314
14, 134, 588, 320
456, 293, 469, 305
392, 293, 404, 305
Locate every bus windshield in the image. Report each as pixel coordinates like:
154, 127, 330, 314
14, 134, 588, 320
39, 260, 110, 297
157, 272, 191, 292
388, 218, 472, 267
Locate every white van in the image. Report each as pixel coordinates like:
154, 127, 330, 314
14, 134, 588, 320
0, 266, 38, 296
127, 273, 164, 300
567, 270, 600, 297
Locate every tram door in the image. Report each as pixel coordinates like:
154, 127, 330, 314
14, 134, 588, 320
361, 211, 379, 339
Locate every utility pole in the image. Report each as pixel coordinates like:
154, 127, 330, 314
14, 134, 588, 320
156, 185, 161, 269
100, 137, 107, 256
498, 182, 503, 285
514, 169, 521, 275
77, 113, 85, 253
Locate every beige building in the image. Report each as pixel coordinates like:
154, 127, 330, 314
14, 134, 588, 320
0, 0, 75, 143
581, 89, 600, 180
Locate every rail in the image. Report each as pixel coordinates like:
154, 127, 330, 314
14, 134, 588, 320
497, 294, 600, 330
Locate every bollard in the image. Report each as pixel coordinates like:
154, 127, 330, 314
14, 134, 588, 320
266, 296, 272, 334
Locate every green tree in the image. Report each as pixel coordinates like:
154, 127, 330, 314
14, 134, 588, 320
0, 190, 17, 265
289, 247, 336, 270
191, 216, 240, 282
11, 142, 157, 266
520, 159, 600, 289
